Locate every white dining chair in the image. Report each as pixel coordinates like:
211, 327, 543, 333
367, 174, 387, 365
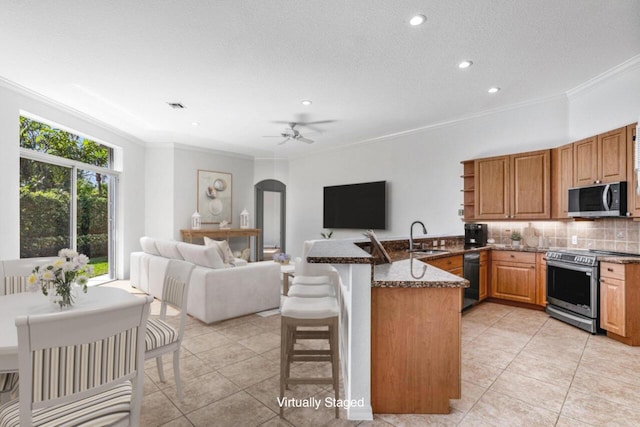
144, 259, 194, 400
0, 257, 60, 405
0, 294, 153, 426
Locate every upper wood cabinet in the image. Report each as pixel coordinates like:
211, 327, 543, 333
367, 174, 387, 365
574, 127, 627, 186
475, 150, 550, 220
626, 123, 640, 217
460, 160, 475, 220
551, 143, 574, 219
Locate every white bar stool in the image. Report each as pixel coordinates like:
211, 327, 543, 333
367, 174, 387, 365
280, 296, 340, 418
287, 283, 335, 298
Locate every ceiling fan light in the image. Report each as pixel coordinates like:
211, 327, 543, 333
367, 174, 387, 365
458, 60, 473, 69
409, 14, 426, 26
488, 87, 501, 94
301, 100, 312, 106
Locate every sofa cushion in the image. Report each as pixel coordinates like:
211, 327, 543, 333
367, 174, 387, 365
140, 237, 160, 256
155, 240, 184, 260
203, 237, 235, 265
177, 242, 225, 269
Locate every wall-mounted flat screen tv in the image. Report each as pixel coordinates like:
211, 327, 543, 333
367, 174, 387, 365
323, 181, 386, 229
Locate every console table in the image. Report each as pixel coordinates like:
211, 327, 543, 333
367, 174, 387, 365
180, 228, 261, 261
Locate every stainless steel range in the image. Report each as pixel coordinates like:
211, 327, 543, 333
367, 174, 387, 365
545, 249, 640, 334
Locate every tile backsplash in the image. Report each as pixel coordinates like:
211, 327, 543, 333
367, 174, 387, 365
486, 219, 640, 253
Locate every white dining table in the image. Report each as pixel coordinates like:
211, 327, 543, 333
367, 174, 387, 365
0, 286, 142, 373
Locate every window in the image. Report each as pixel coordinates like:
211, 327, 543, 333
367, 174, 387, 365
19, 116, 117, 281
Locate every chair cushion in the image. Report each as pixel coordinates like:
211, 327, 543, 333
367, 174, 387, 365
281, 296, 339, 319
292, 275, 331, 286
145, 319, 178, 351
288, 284, 335, 298
155, 240, 184, 260
0, 381, 132, 427
0, 373, 18, 393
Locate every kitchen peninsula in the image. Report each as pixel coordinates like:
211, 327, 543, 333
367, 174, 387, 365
307, 239, 468, 420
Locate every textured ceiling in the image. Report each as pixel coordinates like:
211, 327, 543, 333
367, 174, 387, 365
0, 0, 639, 158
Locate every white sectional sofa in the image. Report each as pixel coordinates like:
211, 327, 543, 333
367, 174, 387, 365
130, 237, 281, 324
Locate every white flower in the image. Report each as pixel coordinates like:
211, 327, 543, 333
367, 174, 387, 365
76, 254, 89, 266
58, 248, 78, 259
76, 275, 88, 286
53, 258, 65, 268
42, 270, 55, 281
62, 261, 78, 272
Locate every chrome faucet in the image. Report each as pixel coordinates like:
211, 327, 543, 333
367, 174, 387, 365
409, 221, 427, 252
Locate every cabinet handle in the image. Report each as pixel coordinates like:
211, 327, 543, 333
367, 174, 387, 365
510, 254, 515, 258
530, 266, 535, 269
505, 215, 509, 218
607, 268, 614, 272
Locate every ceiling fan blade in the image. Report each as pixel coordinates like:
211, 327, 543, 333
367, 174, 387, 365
262, 135, 284, 138
278, 137, 291, 145
298, 136, 314, 144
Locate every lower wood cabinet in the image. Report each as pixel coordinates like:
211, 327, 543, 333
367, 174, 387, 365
600, 262, 640, 345
479, 251, 488, 301
425, 255, 463, 277
536, 253, 547, 307
490, 251, 537, 305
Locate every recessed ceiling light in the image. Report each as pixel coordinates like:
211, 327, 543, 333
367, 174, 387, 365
458, 60, 473, 69
191, 122, 200, 127
488, 87, 501, 94
301, 100, 312, 106
409, 14, 426, 26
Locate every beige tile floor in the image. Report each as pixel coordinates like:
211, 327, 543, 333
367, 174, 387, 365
106, 281, 640, 426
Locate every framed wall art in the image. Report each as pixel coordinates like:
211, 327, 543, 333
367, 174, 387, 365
197, 170, 232, 224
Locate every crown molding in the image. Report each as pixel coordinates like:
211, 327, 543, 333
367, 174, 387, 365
566, 54, 640, 99
0, 76, 147, 147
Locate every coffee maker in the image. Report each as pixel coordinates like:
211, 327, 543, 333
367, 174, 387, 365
464, 223, 488, 249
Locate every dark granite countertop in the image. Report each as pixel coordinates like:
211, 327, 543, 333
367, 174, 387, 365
306, 239, 640, 289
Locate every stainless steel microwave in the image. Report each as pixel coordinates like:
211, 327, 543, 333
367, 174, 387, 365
568, 181, 627, 217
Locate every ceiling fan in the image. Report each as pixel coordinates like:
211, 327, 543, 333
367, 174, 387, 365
264, 122, 315, 145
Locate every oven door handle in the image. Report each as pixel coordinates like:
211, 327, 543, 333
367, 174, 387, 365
546, 260, 595, 273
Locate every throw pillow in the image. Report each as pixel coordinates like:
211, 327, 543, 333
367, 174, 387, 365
203, 237, 235, 265
177, 242, 225, 269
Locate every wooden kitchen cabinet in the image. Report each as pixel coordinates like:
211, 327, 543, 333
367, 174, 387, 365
573, 127, 627, 186
474, 155, 510, 219
460, 160, 475, 220
600, 261, 640, 346
479, 251, 489, 301
536, 252, 547, 307
426, 255, 463, 277
474, 150, 550, 220
551, 143, 574, 219
625, 123, 640, 217
490, 251, 537, 304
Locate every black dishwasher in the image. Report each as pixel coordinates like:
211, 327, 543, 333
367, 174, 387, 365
463, 253, 480, 310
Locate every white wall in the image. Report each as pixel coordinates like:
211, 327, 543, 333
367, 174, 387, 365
0, 82, 146, 278
568, 59, 640, 139
287, 97, 569, 257
144, 145, 175, 239
172, 146, 255, 243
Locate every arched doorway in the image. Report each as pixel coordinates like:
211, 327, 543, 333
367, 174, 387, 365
255, 179, 286, 261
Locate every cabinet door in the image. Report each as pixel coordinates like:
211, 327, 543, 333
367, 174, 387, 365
552, 144, 574, 219
536, 253, 546, 307
491, 261, 536, 304
475, 156, 510, 219
626, 123, 640, 217
510, 150, 550, 219
600, 276, 626, 336
479, 262, 488, 301
426, 255, 463, 275
573, 137, 598, 186
598, 127, 627, 184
